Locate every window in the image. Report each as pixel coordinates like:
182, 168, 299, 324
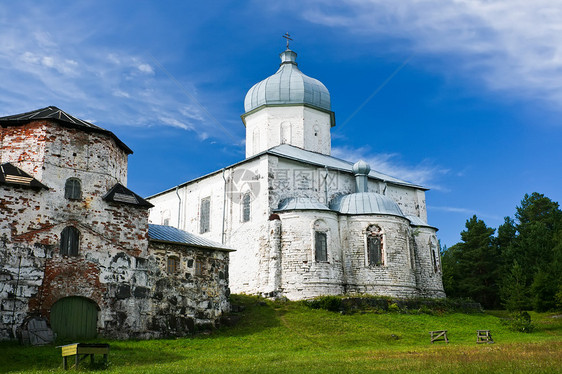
167, 256, 179, 274
195, 259, 203, 276
60, 226, 80, 256
315, 231, 327, 262
429, 238, 439, 273
64, 178, 81, 200
366, 225, 383, 266
200, 197, 210, 233
313, 219, 329, 262
242, 193, 251, 222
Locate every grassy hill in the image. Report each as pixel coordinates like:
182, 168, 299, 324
2, 295, 561, 373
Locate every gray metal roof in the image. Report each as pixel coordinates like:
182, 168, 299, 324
406, 215, 437, 230
0, 106, 133, 154
148, 224, 234, 252
268, 144, 425, 189
330, 192, 405, 217
244, 49, 331, 113
275, 197, 331, 212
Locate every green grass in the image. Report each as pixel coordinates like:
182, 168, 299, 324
1, 295, 561, 373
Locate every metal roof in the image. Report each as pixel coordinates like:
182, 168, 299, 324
103, 183, 153, 208
406, 215, 438, 230
0, 163, 48, 190
0, 106, 133, 154
275, 197, 331, 212
330, 192, 405, 217
148, 224, 234, 252
244, 49, 331, 113
146, 143, 426, 201
268, 144, 425, 189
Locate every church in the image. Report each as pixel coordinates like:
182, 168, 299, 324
148, 46, 445, 300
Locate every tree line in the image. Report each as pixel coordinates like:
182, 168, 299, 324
441, 192, 562, 311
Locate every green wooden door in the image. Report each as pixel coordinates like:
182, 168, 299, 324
50, 297, 98, 340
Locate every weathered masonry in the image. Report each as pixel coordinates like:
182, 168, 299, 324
0, 107, 232, 341
148, 46, 445, 300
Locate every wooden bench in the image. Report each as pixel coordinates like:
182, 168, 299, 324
429, 330, 449, 343
476, 330, 494, 344
59, 343, 109, 370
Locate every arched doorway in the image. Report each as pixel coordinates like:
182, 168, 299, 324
50, 297, 98, 340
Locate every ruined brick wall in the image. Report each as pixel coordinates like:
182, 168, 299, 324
1, 119, 230, 340
0, 237, 230, 340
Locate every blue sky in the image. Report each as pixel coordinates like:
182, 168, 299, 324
1, 1, 561, 248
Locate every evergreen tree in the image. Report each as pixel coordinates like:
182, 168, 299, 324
449, 215, 500, 308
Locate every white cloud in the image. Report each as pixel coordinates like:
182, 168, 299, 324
331, 145, 449, 189
286, 0, 562, 109
0, 6, 216, 140
137, 63, 154, 75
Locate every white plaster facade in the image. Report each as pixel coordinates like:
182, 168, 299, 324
148, 47, 445, 300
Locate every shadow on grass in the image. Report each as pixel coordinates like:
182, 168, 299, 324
209, 294, 284, 338
0, 340, 185, 372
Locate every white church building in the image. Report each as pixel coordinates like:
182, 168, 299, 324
147, 46, 445, 300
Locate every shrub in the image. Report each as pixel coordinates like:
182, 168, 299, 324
505, 311, 534, 333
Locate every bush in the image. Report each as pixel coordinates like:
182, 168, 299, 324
505, 311, 534, 333
305, 296, 343, 312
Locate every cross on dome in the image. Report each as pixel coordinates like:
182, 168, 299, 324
282, 32, 293, 49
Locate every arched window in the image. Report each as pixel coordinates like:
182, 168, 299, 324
60, 226, 80, 256
167, 256, 180, 274
313, 219, 329, 262
242, 193, 251, 222
65, 178, 81, 200
366, 225, 384, 266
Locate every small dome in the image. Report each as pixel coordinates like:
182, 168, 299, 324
330, 192, 405, 217
275, 197, 331, 212
244, 49, 331, 113
352, 160, 371, 175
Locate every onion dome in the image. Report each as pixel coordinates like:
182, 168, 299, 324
330, 192, 405, 217
244, 49, 331, 113
352, 160, 371, 176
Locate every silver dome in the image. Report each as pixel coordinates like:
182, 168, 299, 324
244, 49, 331, 113
330, 192, 405, 217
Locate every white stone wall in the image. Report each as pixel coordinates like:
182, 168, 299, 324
277, 211, 343, 299
412, 226, 445, 298
148, 156, 272, 295
244, 106, 332, 158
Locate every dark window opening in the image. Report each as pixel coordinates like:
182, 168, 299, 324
200, 198, 210, 233
315, 231, 328, 262
60, 226, 80, 256
366, 225, 383, 266
242, 193, 251, 222
65, 178, 81, 200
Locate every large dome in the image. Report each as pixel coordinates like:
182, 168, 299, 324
330, 192, 405, 217
244, 49, 331, 113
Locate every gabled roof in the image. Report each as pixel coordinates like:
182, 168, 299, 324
0, 106, 133, 154
267, 144, 425, 189
0, 163, 48, 190
147, 144, 425, 200
103, 183, 153, 208
148, 224, 234, 252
